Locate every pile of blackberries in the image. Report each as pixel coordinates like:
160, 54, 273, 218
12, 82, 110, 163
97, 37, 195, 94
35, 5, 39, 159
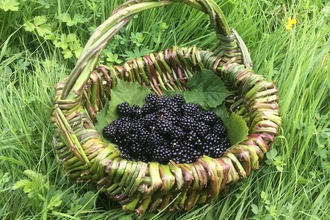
103, 94, 231, 164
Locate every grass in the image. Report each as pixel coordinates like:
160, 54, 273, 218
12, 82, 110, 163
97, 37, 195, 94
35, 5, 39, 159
1, 0, 329, 219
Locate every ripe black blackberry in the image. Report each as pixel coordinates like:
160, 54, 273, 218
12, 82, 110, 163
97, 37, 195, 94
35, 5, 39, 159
156, 118, 173, 135
141, 103, 154, 115
203, 111, 220, 125
103, 94, 231, 164
180, 115, 196, 130
182, 103, 200, 115
170, 94, 185, 106
131, 104, 142, 118
102, 123, 117, 138
166, 100, 180, 114
117, 102, 131, 116
155, 96, 170, 110
213, 123, 227, 137
145, 93, 157, 104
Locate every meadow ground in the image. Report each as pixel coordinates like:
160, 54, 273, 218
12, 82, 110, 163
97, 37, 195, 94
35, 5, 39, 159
0, 0, 329, 219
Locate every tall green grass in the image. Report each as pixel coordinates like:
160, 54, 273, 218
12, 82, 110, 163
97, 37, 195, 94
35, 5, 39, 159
1, 0, 329, 219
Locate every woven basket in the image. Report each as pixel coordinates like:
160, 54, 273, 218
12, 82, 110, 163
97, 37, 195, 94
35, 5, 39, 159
51, 0, 281, 216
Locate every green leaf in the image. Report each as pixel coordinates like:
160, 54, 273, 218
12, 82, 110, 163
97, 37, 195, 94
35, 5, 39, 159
37, 24, 52, 37
23, 169, 44, 183
184, 69, 232, 109
79, 191, 96, 210
105, 79, 153, 124
266, 148, 278, 160
57, 12, 89, 26
47, 191, 63, 209
251, 204, 260, 215
95, 79, 153, 138
119, 216, 133, 220
23, 21, 35, 32
62, 49, 73, 59
53, 33, 82, 59
0, 0, 19, 11
162, 90, 184, 98
123, 47, 152, 60
23, 16, 52, 37
213, 104, 230, 127
12, 170, 47, 199
37, 0, 52, 9
13, 179, 31, 190
33, 15, 48, 26
226, 113, 249, 145
53, 34, 68, 49
67, 34, 82, 58
58, 13, 72, 24
95, 100, 109, 137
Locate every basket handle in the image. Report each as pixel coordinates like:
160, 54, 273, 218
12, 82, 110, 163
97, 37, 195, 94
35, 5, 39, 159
60, 0, 246, 100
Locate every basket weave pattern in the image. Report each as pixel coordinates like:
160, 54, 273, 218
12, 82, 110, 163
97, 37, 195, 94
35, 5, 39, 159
51, 0, 281, 216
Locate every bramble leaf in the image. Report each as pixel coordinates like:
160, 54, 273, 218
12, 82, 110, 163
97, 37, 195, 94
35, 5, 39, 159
95, 101, 109, 139
105, 79, 153, 124
213, 104, 230, 126
213, 106, 249, 145
162, 90, 184, 98
226, 113, 249, 145
184, 69, 232, 109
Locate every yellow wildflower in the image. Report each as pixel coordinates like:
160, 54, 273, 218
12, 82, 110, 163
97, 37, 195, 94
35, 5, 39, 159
285, 17, 297, 30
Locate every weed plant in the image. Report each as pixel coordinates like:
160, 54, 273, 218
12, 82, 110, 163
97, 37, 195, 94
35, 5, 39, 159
0, 0, 329, 219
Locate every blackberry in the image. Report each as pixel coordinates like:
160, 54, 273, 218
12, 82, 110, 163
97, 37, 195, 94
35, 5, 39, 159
180, 115, 196, 130
156, 118, 173, 135
222, 137, 231, 148
186, 130, 197, 143
117, 102, 132, 116
213, 123, 227, 137
130, 143, 144, 157
194, 122, 210, 137
204, 133, 220, 145
155, 96, 170, 110
170, 94, 185, 106
131, 104, 142, 118
117, 122, 132, 135
145, 93, 157, 104
141, 103, 155, 115
120, 116, 131, 122
138, 128, 150, 145
171, 126, 185, 140
157, 110, 176, 124
203, 111, 219, 125
103, 123, 117, 138
103, 93, 231, 164
143, 113, 156, 129
166, 101, 180, 114
182, 103, 200, 115
153, 145, 171, 164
